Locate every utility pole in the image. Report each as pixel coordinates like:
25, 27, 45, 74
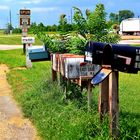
71, 8, 73, 24
9, 10, 12, 34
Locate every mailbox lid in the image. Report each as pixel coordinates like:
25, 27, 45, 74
28, 46, 45, 53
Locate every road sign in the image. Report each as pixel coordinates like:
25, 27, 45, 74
20, 9, 31, 28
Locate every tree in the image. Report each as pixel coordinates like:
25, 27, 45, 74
73, 6, 87, 37
109, 10, 134, 23
118, 10, 134, 22
109, 13, 118, 23
87, 3, 107, 41
58, 14, 68, 32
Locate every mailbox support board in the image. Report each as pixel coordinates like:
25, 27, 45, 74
98, 70, 119, 137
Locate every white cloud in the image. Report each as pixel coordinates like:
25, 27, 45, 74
0, 5, 9, 10
20, 0, 42, 5
31, 7, 58, 12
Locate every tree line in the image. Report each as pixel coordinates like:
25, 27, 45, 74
5, 7, 134, 34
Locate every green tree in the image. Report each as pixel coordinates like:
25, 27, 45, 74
73, 6, 87, 37
87, 4, 107, 41
109, 10, 134, 23
58, 14, 68, 32
109, 13, 118, 23
119, 10, 134, 22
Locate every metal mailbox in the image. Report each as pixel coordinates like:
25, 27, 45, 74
85, 41, 140, 73
59, 54, 76, 76
27, 46, 50, 62
64, 56, 84, 79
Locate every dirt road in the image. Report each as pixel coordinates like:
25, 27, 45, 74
0, 64, 39, 140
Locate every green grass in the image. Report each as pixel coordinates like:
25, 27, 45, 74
0, 34, 43, 45
0, 49, 140, 140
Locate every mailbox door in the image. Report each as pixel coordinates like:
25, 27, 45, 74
65, 57, 84, 79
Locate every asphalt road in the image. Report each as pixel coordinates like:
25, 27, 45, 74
0, 45, 23, 50
0, 45, 42, 50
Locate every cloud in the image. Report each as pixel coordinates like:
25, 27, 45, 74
20, 0, 42, 5
0, 5, 9, 10
31, 7, 58, 12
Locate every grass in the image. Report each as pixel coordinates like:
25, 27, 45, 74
0, 49, 140, 140
0, 33, 43, 45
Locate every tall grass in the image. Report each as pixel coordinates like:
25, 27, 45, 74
0, 49, 139, 139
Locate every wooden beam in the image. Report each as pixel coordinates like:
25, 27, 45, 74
99, 76, 109, 121
52, 69, 57, 81
87, 79, 93, 110
109, 71, 119, 137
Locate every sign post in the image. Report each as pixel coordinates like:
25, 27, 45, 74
19, 9, 31, 54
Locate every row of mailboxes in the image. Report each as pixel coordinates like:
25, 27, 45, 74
85, 41, 140, 74
52, 54, 96, 79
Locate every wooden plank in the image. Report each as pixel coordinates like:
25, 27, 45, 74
109, 71, 119, 137
99, 75, 109, 121
87, 79, 93, 110
52, 69, 57, 81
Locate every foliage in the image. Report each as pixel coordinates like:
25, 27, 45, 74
65, 34, 86, 54
109, 10, 134, 23
12, 28, 22, 34
87, 4, 107, 41
119, 10, 134, 21
4, 23, 13, 34
73, 6, 87, 37
109, 12, 119, 23
34, 3, 120, 54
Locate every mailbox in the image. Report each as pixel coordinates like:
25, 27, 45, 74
64, 56, 84, 79
85, 41, 140, 74
27, 46, 50, 62
59, 54, 77, 76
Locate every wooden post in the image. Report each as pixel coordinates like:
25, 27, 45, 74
52, 69, 57, 81
87, 79, 93, 110
64, 79, 70, 98
99, 76, 109, 121
109, 71, 119, 137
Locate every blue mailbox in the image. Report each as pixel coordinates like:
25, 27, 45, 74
27, 46, 50, 62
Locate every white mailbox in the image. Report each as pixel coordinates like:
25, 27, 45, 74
64, 57, 84, 79
22, 37, 35, 44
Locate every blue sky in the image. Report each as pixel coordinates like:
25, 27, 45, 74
0, 0, 140, 28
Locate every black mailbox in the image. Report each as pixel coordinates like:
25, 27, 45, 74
85, 41, 140, 74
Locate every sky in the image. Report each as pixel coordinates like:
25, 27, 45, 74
0, 0, 140, 28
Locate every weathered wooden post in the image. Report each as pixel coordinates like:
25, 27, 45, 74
109, 71, 119, 137
87, 79, 93, 109
99, 76, 109, 121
